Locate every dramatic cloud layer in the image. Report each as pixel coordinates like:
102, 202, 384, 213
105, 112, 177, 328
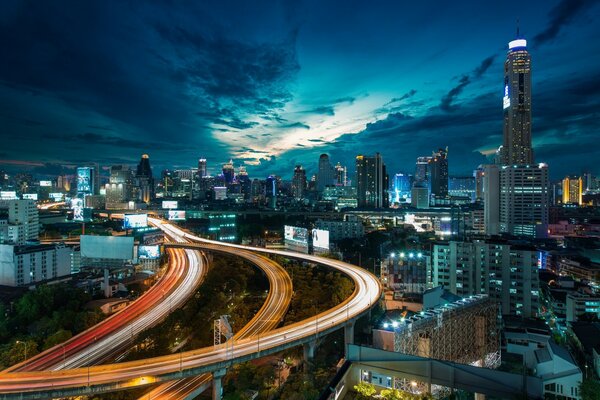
0, 0, 599, 180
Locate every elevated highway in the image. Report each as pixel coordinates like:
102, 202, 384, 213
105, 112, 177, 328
0, 220, 381, 399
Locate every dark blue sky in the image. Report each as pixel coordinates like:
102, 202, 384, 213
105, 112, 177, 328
1, 0, 599, 180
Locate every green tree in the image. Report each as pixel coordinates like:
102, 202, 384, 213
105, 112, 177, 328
43, 329, 72, 350
354, 381, 376, 398
580, 379, 600, 400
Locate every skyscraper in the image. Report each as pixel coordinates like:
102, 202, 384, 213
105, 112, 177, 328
356, 153, 388, 208
562, 176, 583, 205
500, 164, 549, 238
429, 148, 448, 199
291, 165, 307, 199
317, 154, 335, 192
335, 162, 347, 186
502, 38, 532, 165
222, 160, 235, 184
135, 154, 154, 203
197, 158, 207, 178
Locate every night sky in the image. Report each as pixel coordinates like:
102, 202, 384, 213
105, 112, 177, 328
1, 0, 599, 180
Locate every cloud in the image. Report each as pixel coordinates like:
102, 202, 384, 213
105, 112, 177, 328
439, 75, 470, 112
384, 90, 417, 106
439, 55, 495, 112
533, 0, 593, 46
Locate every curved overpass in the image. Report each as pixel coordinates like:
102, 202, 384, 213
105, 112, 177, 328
0, 222, 381, 399
140, 245, 293, 400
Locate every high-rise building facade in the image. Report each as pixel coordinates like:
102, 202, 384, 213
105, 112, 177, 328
0, 200, 39, 245
317, 154, 335, 192
429, 148, 449, 199
482, 164, 500, 235
105, 165, 134, 210
500, 164, 549, 238
356, 153, 388, 208
291, 165, 307, 199
562, 176, 583, 205
197, 158, 207, 178
135, 154, 154, 204
432, 239, 540, 318
222, 160, 235, 184
392, 173, 412, 203
335, 162, 347, 186
502, 38, 533, 165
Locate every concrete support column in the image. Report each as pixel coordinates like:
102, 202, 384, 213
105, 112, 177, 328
474, 393, 486, 400
344, 320, 355, 347
212, 368, 227, 400
103, 268, 110, 298
303, 340, 316, 363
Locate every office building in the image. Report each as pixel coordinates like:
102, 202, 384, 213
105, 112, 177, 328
335, 162, 347, 186
429, 148, 448, 199
0, 243, 72, 286
321, 186, 358, 210
317, 154, 335, 192
105, 166, 134, 210
432, 239, 540, 318
197, 158, 207, 178
315, 215, 364, 241
414, 156, 431, 185
0, 199, 39, 245
356, 153, 388, 208
562, 176, 583, 205
499, 164, 549, 238
482, 164, 500, 235
291, 165, 307, 200
135, 154, 154, 203
411, 184, 429, 209
222, 160, 235, 184
502, 37, 533, 165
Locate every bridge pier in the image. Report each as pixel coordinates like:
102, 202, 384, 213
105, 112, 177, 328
344, 320, 355, 348
211, 368, 227, 400
303, 340, 317, 363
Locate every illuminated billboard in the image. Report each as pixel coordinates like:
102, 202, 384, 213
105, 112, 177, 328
71, 197, 84, 209
0, 191, 17, 200
77, 167, 93, 194
284, 225, 308, 244
162, 200, 178, 209
312, 229, 330, 250
138, 245, 160, 259
49, 193, 65, 201
168, 210, 186, 221
39, 180, 52, 187
23, 193, 38, 200
124, 214, 148, 229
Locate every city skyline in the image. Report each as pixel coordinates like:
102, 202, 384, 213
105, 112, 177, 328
1, 0, 599, 180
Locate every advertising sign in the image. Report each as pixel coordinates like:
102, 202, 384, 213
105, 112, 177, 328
138, 245, 160, 259
39, 180, 52, 187
162, 200, 178, 209
49, 193, 64, 201
167, 210, 186, 221
0, 191, 17, 200
312, 229, 330, 250
77, 167, 92, 194
23, 193, 38, 200
284, 225, 308, 244
124, 213, 148, 229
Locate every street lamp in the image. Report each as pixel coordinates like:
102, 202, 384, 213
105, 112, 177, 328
15, 341, 27, 362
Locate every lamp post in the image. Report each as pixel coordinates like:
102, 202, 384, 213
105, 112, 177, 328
15, 340, 27, 362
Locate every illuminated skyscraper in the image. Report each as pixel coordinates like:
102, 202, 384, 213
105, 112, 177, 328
335, 162, 347, 186
562, 176, 583, 205
356, 153, 388, 208
292, 165, 307, 199
222, 160, 235, 184
502, 37, 533, 165
197, 158, 207, 178
429, 148, 448, 198
135, 154, 154, 203
317, 154, 335, 192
